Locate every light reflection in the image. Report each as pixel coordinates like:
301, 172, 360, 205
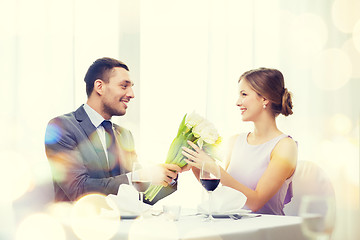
47, 153, 69, 183
47, 201, 73, 221
0, 151, 32, 202
15, 213, 66, 240
353, 20, 360, 53
342, 38, 360, 78
71, 193, 119, 240
318, 139, 359, 185
327, 114, 353, 136
311, 49, 352, 91
45, 123, 62, 145
332, 0, 360, 33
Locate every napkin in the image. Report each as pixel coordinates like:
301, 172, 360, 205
105, 184, 152, 216
197, 185, 247, 214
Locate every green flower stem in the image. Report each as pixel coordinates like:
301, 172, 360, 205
145, 113, 222, 202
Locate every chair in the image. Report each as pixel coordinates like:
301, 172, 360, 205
283, 160, 335, 216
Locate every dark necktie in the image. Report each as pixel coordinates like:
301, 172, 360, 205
102, 120, 120, 176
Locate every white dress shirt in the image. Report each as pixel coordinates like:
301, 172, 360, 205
83, 104, 132, 183
83, 103, 110, 164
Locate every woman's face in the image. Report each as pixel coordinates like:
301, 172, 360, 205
236, 79, 265, 122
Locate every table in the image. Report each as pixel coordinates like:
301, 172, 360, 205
112, 211, 308, 240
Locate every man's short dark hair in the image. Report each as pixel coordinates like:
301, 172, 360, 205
84, 57, 129, 97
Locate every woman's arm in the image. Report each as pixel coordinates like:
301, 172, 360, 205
224, 134, 239, 171
183, 137, 297, 212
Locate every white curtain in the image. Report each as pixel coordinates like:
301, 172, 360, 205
0, 0, 358, 239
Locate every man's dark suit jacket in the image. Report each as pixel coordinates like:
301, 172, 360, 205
45, 105, 175, 204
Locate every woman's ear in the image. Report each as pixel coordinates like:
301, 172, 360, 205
262, 97, 270, 105
94, 79, 104, 95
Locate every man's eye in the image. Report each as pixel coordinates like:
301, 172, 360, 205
241, 93, 247, 96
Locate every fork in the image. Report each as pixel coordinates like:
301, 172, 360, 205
229, 214, 243, 220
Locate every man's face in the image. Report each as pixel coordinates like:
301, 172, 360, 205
101, 67, 134, 118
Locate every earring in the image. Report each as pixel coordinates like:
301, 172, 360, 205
263, 104, 267, 109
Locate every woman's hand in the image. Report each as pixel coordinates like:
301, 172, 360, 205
182, 141, 214, 169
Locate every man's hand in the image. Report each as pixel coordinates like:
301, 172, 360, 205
142, 163, 181, 187
180, 164, 192, 172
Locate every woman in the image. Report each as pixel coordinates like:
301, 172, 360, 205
182, 68, 297, 215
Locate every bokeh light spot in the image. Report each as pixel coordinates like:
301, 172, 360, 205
290, 13, 328, 56
47, 201, 74, 220
45, 123, 62, 145
327, 114, 353, 136
15, 213, 66, 240
71, 193, 119, 240
0, 151, 32, 202
353, 19, 360, 53
311, 49, 352, 91
332, 0, 360, 33
342, 38, 360, 78
47, 153, 70, 183
281, 12, 328, 69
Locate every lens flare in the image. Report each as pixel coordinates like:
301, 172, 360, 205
45, 123, 62, 145
47, 153, 70, 182
71, 193, 119, 240
15, 213, 66, 240
311, 48, 352, 91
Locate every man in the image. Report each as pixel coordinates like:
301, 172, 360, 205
45, 57, 181, 204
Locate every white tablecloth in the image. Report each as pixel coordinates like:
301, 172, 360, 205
112, 210, 307, 240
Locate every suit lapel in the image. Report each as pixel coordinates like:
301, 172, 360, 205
114, 126, 135, 175
74, 105, 110, 176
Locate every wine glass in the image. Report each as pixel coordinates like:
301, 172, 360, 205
131, 162, 151, 213
299, 195, 336, 240
200, 160, 221, 221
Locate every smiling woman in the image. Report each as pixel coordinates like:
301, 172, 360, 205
182, 67, 297, 215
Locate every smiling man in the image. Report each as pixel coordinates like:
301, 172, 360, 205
45, 57, 181, 203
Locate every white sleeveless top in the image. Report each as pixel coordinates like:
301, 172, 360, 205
227, 133, 294, 215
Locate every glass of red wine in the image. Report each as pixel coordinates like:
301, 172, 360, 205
200, 160, 221, 221
131, 162, 151, 213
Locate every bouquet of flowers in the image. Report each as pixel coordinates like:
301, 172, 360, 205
144, 112, 222, 202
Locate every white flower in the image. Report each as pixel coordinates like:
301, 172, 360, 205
185, 111, 204, 129
192, 120, 219, 145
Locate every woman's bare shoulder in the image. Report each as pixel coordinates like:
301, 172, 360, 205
272, 136, 298, 166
